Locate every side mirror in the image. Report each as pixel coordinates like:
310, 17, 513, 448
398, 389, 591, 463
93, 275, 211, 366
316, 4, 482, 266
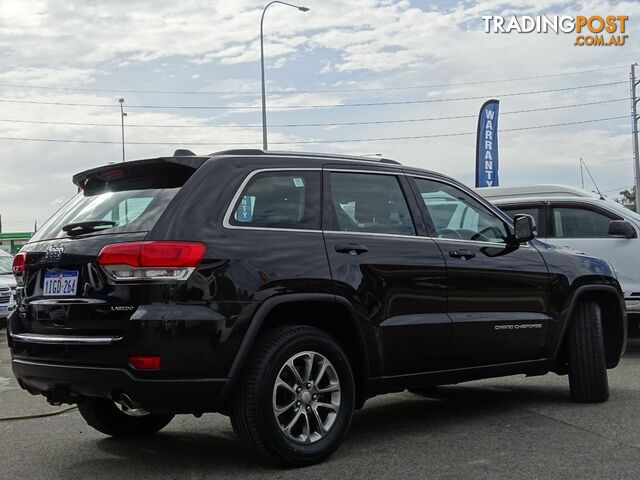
512, 214, 536, 244
609, 220, 636, 239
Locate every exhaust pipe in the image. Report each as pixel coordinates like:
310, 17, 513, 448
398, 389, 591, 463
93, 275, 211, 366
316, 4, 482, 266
117, 393, 149, 417
119, 393, 139, 409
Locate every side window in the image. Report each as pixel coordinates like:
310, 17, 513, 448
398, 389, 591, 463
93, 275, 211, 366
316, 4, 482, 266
229, 171, 321, 230
552, 207, 613, 238
500, 206, 541, 229
329, 172, 415, 235
414, 178, 508, 244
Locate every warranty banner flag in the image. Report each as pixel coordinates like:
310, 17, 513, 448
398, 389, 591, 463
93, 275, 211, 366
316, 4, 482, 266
475, 99, 500, 187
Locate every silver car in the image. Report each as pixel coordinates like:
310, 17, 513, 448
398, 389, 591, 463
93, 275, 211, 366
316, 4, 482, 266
0, 250, 16, 319
476, 184, 640, 335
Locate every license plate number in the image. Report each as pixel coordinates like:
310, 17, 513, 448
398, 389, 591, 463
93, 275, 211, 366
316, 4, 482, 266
43, 271, 78, 296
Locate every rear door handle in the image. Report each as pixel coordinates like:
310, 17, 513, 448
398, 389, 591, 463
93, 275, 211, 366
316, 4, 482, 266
335, 243, 369, 255
449, 249, 475, 260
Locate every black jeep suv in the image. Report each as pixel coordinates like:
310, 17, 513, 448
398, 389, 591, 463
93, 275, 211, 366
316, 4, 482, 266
8, 150, 626, 466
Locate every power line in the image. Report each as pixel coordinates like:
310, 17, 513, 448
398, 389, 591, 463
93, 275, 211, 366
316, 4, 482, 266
0, 98, 627, 129
602, 185, 634, 194
0, 65, 627, 95
0, 115, 627, 146
0, 81, 627, 110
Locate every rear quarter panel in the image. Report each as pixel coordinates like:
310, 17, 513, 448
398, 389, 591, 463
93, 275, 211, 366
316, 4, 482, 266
146, 156, 335, 376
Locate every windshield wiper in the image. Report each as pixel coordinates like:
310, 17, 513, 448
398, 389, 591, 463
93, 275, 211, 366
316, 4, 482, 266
62, 220, 117, 235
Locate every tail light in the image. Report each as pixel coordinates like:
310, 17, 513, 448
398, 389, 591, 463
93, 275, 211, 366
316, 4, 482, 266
97, 241, 206, 281
129, 355, 162, 370
12, 252, 26, 276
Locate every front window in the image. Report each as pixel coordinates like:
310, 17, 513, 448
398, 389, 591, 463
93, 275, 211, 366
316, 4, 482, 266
552, 207, 614, 238
414, 178, 508, 243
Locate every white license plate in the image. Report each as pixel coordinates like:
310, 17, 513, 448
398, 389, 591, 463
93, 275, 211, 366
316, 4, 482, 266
0, 306, 7, 313
43, 271, 79, 296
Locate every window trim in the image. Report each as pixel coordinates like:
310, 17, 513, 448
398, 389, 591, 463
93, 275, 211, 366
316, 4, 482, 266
547, 201, 623, 239
323, 168, 419, 237
222, 167, 525, 247
223, 167, 323, 233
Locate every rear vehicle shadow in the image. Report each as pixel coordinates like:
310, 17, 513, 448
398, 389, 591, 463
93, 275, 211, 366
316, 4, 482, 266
78, 380, 571, 475
93, 431, 271, 472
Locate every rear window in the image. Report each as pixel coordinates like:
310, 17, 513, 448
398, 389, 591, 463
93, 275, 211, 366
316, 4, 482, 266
30, 188, 179, 242
229, 171, 321, 230
31, 161, 197, 242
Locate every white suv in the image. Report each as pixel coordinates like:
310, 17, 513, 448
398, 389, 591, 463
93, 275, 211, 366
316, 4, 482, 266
0, 250, 16, 320
476, 185, 640, 335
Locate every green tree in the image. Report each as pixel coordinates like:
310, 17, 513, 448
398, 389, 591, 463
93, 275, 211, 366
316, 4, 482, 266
618, 186, 637, 212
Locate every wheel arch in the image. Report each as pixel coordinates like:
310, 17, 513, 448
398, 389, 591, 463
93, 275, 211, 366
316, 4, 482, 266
556, 285, 627, 369
227, 294, 374, 409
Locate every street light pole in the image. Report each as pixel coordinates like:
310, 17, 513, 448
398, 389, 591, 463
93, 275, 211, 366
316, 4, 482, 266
260, 1, 309, 150
630, 64, 640, 212
118, 98, 127, 162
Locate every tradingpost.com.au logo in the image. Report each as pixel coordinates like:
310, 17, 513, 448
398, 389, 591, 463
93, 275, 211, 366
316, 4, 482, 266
482, 15, 629, 46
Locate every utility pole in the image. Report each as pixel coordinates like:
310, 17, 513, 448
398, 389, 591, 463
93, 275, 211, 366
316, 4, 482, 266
580, 157, 585, 189
119, 98, 127, 162
630, 64, 640, 212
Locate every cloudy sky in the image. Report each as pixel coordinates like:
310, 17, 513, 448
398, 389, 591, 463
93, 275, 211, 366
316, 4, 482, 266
0, 0, 638, 231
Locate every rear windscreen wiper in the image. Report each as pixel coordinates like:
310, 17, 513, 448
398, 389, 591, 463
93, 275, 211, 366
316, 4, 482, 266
62, 220, 117, 235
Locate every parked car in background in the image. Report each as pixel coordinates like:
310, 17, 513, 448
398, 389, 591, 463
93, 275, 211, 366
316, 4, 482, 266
476, 185, 640, 336
0, 250, 16, 321
8, 153, 626, 466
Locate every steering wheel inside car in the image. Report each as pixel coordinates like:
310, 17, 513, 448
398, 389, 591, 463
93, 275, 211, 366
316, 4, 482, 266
470, 226, 504, 242
436, 228, 463, 239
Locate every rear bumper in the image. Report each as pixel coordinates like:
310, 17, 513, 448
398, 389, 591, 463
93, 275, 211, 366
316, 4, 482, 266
12, 358, 234, 414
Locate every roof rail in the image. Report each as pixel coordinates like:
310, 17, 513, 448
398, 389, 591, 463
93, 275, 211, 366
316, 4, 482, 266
211, 149, 265, 157
209, 149, 402, 165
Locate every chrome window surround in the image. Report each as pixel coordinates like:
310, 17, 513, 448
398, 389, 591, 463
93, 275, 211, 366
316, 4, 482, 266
223, 167, 530, 247
223, 168, 322, 233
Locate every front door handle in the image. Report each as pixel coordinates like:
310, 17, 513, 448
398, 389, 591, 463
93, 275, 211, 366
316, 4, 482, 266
335, 243, 369, 255
449, 249, 476, 260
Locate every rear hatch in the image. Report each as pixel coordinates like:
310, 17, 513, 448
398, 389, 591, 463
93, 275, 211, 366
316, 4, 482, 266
12, 157, 205, 338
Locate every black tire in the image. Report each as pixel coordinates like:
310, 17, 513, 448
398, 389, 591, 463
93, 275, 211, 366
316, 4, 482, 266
568, 299, 609, 403
231, 325, 355, 467
78, 398, 174, 437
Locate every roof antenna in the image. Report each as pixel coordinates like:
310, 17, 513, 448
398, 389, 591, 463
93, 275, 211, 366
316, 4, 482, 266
580, 158, 604, 200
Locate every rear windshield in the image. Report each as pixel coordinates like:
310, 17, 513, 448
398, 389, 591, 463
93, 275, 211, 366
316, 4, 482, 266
30, 188, 179, 242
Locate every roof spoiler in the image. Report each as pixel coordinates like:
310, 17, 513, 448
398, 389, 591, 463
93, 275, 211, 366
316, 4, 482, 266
73, 157, 208, 189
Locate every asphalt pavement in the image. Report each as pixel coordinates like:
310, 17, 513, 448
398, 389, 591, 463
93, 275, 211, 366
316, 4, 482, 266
2, 333, 640, 479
